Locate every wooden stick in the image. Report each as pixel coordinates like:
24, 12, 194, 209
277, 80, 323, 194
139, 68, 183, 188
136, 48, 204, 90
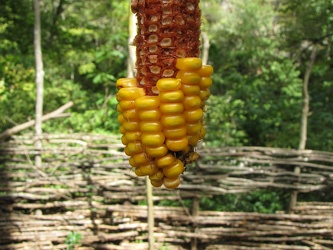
0, 101, 73, 140
146, 176, 155, 250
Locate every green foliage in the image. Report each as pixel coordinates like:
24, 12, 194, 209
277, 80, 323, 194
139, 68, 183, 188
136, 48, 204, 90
156, 198, 192, 208
278, 0, 333, 151
200, 191, 290, 213
0, 57, 35, 130
0, 3, 36, 130
154, 190, 288, 214
205, 95, 248, 147
202, 0, 333, 151
205, 0, 305, 148
65, 231, 82, 250
279, 0, 333, 48
63, 96, 119, 134
158, 243, 171, 250
0, 0, 130, 134
79, 39, 127, 85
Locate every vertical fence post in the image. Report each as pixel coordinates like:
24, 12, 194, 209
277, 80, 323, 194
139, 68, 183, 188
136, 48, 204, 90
289, 166, 301, 212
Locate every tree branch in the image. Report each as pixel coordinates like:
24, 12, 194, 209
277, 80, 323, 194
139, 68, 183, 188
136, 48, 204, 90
0, 101, 74, 141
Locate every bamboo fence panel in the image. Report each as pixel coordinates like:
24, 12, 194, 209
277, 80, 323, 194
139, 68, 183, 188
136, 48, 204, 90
0, 134, 332, 249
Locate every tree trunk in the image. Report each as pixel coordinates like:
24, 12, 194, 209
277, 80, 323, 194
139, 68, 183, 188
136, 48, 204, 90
298, 45, 317, 150
34, 0, 44, 168
289, 45, 318, 212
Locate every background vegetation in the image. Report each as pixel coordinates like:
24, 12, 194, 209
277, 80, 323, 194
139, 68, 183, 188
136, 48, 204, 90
1, 0, 332, 211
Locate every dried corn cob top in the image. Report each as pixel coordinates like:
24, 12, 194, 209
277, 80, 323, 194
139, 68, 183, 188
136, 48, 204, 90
131, 0, 201, 95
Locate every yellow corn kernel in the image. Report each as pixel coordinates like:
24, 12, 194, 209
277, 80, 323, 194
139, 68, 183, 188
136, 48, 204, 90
182, 145, 191, 155
125, 131, 142, 142
119, 100, 136, 110
138, 109, 162, 121
126, 141, 144, 155
198, 126, 206, 140
116, 78, 138, 90
122, 109, 139, 120
150, 179, 163, 187
184, 109, 203, 123
183, 96, 202, 110
176, 58, 202, 71
116, 93, 122, 102
155, 153, 177, 168
145, 144, 168, 158
117, 114, 125, 124
129, 157, 139, 167
197, 65, 214, 77
141, 132, 166, 147
181, 84, 200, 96
186, 122, 202, 135
199, 77, 213, 89
118, 87, 146, 100
117, 103, 123, 112
124, 147, 133, 156
159, 90, 184, 103
124, 147, 134, 156
122, 121, 140, 132
163, 159, 185, 178
121, 135, 128, 145
139, 121, 163, 132
176, 71, 201, 85
187, 135, 200, 146
132, 152, 152, 165
141, 162, 160, 175
119, 125, 126, 134
134, 167, 146, 176
166, 137, 188, 151
135, 163, 158, 176
161, 114, 186, 128
156, 78, 181, 91
160, 103, 184, 114
149, 170, 164, 181
163, 176, 181, 189
199, 89, 210, 101
135, 96, 160, 110
163, 126, 187, 139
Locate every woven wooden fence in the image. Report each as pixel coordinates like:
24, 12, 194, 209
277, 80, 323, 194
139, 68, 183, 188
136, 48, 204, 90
0, 134, 332, 249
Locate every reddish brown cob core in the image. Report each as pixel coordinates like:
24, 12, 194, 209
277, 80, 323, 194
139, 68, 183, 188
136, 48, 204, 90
132, 0, 201, 95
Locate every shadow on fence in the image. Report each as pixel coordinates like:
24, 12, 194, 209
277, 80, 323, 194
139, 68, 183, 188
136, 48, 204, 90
0, 133, 332, 249
0, 139, 12, 248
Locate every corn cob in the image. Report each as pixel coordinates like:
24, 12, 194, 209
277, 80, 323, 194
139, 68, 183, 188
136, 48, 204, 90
116, 0, 213, 189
